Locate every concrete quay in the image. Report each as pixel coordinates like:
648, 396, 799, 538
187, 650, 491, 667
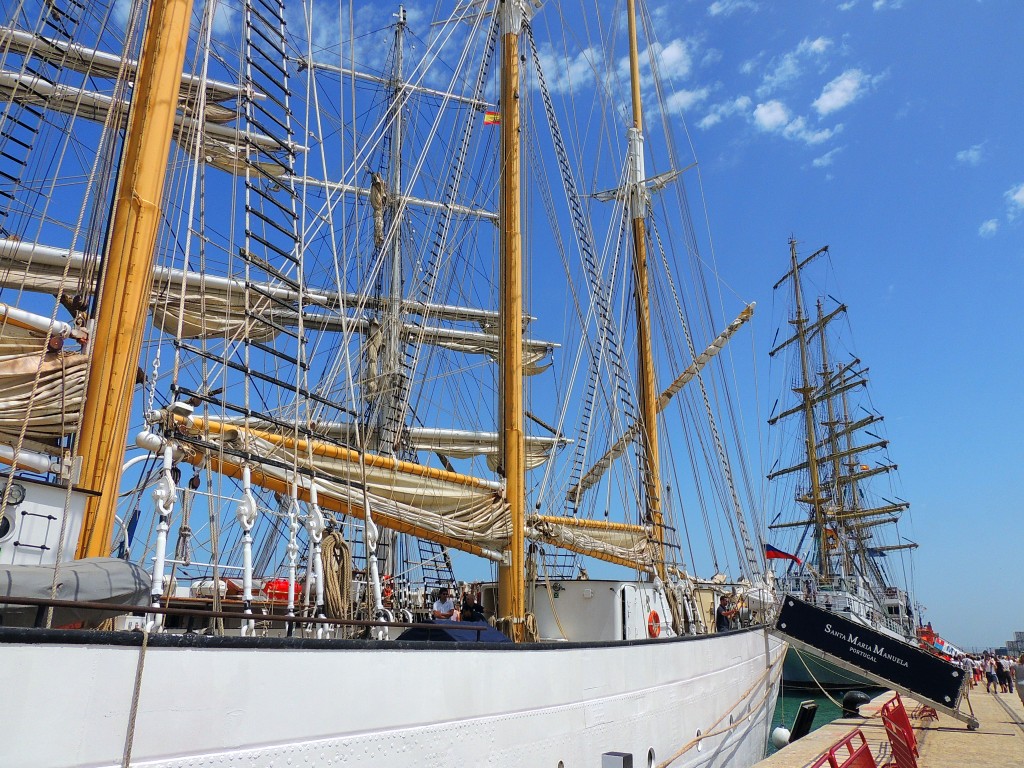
754, 688, 1024, 767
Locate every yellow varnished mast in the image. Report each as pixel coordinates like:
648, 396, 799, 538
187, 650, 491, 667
787, 239, 830, 582
76, 0, 195, 558
624, 0, 665, 579
496, 0, 527, 641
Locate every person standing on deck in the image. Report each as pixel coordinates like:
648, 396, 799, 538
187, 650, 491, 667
432, 587, 457, 621
716, 595, 738, 632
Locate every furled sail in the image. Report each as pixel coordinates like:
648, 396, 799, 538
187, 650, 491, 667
0, 70, 297, 175
0, 311, 86, 445
162, 412, 511, 551
208, 419, 568, 471
0, 240, 556, 366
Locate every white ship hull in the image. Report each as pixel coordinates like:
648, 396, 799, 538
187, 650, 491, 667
1, 626, 783, 767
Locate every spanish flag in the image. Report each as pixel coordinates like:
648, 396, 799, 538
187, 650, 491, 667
484, 110, 501, 125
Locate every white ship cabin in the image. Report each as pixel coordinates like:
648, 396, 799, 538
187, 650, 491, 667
485, 580, 681, 642
476, 579, 759, 642
779, 572, 913, 640
0, 475, 90, 567
881, 586, 916, 637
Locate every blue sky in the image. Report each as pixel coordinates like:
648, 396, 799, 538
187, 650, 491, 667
652, 0, 1023, 649
382, 0, 1022, 649
31, 0, 1018, 649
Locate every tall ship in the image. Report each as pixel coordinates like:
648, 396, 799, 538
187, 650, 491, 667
766, 240, 919, 690
0, 0, 784, 765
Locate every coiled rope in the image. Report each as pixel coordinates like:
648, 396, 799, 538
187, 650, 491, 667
321, 530, 352, 622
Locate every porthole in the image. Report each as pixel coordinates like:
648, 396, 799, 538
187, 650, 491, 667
729, 714, 735, 726
557, 762, 564, 768
0, 511, 13, 542
647, 747, 655, 767
696, 729, 703, 752
4, 482, 26, 505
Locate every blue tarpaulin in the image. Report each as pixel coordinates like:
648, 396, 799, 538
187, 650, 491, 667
396, 620, 511, 643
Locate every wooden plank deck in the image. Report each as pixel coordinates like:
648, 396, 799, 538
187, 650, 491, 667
754, 688, 1024, 767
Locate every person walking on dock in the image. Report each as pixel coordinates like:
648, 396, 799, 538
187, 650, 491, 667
1015, 655, 1024, 707
984, 655, 999, 693
960, 655, 975, 689
996, 658, 1009, 693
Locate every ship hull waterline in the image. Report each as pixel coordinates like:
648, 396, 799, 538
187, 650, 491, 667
0, 625, 783, 767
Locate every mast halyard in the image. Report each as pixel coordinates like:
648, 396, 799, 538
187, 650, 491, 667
75, 0, 195, 559
624, 0, 664, 579
496, 0, 529, 641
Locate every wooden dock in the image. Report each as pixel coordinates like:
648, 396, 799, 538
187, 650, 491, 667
754, 688, 1024, 767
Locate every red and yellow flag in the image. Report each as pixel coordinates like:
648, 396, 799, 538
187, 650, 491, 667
484, 110, 501, 125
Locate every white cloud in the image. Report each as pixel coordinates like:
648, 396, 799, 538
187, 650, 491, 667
701, 48, 723, 68
757, 37, 833, 97
666, 87, 711, 115
758, 53, 802, 97
813, 69, 873, 115
739, 56, 761, 76
783, 115, 839, 145
955, 143, 985, 167
708, 0, 759, 17
813, 148, 842, 167
753, 100, 791, 131
657, 39, 694, 80
978, 219, 999, 238
872, 0, 906, 9
212, 2, 239, 36
749, 100, 842, 145
616, 38, 693, 93
537, 45, 600, 95
799, 37, 834, 56
698, 95, 752, 129
1006, 183, 1024, 221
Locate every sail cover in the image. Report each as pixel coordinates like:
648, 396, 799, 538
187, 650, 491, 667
0, 558, 149, 629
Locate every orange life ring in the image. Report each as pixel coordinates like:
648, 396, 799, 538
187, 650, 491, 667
647, 610, 661, 638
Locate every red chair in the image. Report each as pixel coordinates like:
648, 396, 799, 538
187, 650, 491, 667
880, 692, 919, 765
808, 729, 877, 768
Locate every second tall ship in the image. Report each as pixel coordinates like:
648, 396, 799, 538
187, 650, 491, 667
767, 240, 919, 690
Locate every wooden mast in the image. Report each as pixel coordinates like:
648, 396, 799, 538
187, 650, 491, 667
624, 0, 665, 578
787, 238, 830, 582
816, 298, 852, 581
76, 0, 195, 558
496, 0, 526, 641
